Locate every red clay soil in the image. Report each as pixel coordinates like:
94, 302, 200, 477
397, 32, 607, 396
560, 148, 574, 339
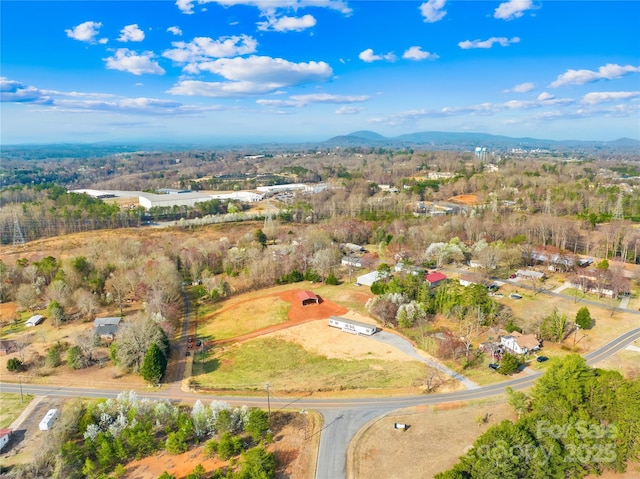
211, 289, 348, 345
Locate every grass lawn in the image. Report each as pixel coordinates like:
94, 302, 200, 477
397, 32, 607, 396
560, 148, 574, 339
0, 393, 34, 428
192, 338, 426, 392
198, 296, 290, 341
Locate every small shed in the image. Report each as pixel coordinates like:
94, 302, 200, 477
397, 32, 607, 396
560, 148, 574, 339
0, 429, 11, 452
328, 316, 377, 336
39, 409, 59, 431
93, 317, 122, 339
297, 290, 319, 306
25, 315, 44, 327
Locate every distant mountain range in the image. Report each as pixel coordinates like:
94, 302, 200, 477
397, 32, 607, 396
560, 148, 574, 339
324, 130, 640, 152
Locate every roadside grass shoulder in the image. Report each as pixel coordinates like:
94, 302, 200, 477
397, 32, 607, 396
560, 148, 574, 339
0, 392, 34, 428
192, 338, 425, 392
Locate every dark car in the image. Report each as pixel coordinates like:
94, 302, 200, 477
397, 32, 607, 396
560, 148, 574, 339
488, 284, 499, 292
196, 340, 202, 347
488, 363, 500, 370
185, 351, 191, 357
536, 356, 549, 363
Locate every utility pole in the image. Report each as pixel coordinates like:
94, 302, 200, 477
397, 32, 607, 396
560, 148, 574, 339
265, 382, 271, 425
19, 375, 24, 403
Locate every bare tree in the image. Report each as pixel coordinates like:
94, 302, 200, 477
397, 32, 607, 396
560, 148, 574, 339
423, 367, 447, 393
45, 279, 71, 307
74, 289, 98, 321
15, 283, 40, 312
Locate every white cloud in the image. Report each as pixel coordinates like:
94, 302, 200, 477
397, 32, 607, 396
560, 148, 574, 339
537, 92, 554, 101
336, 106, 364, 115
256, 93, 369, 107
419, 0, 447, 23
168, 56, 333, 96
494, 0, 535, 21
504, 82, 535, 93
402, 46, 439, 61
177, 0, 351, 15
65, 21, 104, 43
581, 91, 640, 105
104, 49, 166, 75
458, 37, 520, 49
258, 14, 317, 32
190, 55, 332, 83
176, 0, 195, 14
167, 26, 183, 36
359, 48, 396, 63
1, 77, 221, 115
0, 78, 48, 103
163, 35, 257, 64
118, 24, 145, 42
550, 64, 640, 88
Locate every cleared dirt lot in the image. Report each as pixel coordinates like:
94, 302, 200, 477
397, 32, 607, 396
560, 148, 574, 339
349, 400, 514, 479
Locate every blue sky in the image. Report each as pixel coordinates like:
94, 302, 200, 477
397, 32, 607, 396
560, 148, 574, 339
1, 0, 639, 144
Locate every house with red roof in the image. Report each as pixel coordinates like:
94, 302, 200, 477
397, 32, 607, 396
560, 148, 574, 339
425, 271, 447, 287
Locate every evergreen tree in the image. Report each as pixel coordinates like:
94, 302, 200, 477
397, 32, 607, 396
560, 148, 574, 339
141, 343, 167, 385
575, 306, 592, 330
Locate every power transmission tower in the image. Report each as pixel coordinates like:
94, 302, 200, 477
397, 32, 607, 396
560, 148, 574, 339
612, 191, 624, 220
12, 213, 25, 245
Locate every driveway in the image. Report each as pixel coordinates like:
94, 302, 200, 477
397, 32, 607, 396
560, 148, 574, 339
368, 331, 480, 390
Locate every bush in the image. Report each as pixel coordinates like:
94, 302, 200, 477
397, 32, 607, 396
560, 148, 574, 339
325, 272, 339, 285
165, 431, 188, 455
66, 345, 85, 369
245, 409, 270, 442
204, 439, 218, 458
498, 352, 522, 375
217, 432, 243, 459
45, 342, 64, 368
7, 358, 23, 372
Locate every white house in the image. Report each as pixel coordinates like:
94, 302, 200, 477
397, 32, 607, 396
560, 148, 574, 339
516, 269, 545, 280
39, 409, 59, 431
25, 315, 44, 327
500, 332, 540, 355
341, 256, 363, 268
328, 316, 377, 336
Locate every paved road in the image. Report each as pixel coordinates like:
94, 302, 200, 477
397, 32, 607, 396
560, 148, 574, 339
2, 327, 639, 479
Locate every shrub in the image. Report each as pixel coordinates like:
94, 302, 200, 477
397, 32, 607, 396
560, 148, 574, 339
325, 272, 339, 285
7, 358, 23, 372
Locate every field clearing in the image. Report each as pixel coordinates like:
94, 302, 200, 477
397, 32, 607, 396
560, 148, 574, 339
349, 400, 514, 479
193, 337, 427, 392
0, 393, 34, 428
199, 295, 291, 341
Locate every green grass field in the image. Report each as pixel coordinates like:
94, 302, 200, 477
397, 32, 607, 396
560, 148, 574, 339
0, 393, 34, 428
198, 296, 291, 341
192, 338, 426, 392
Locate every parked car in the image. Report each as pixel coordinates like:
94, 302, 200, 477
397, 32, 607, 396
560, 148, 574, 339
536, 356, 549, 363
196, 340, 202, 347
488, 284, 499, 292
509, 274, 517, 279
185, 351, 191, 357
510, 293, 522, 299
488, 363, 500, 370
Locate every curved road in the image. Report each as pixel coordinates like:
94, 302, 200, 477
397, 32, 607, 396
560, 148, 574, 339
2, 327, 639, 478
